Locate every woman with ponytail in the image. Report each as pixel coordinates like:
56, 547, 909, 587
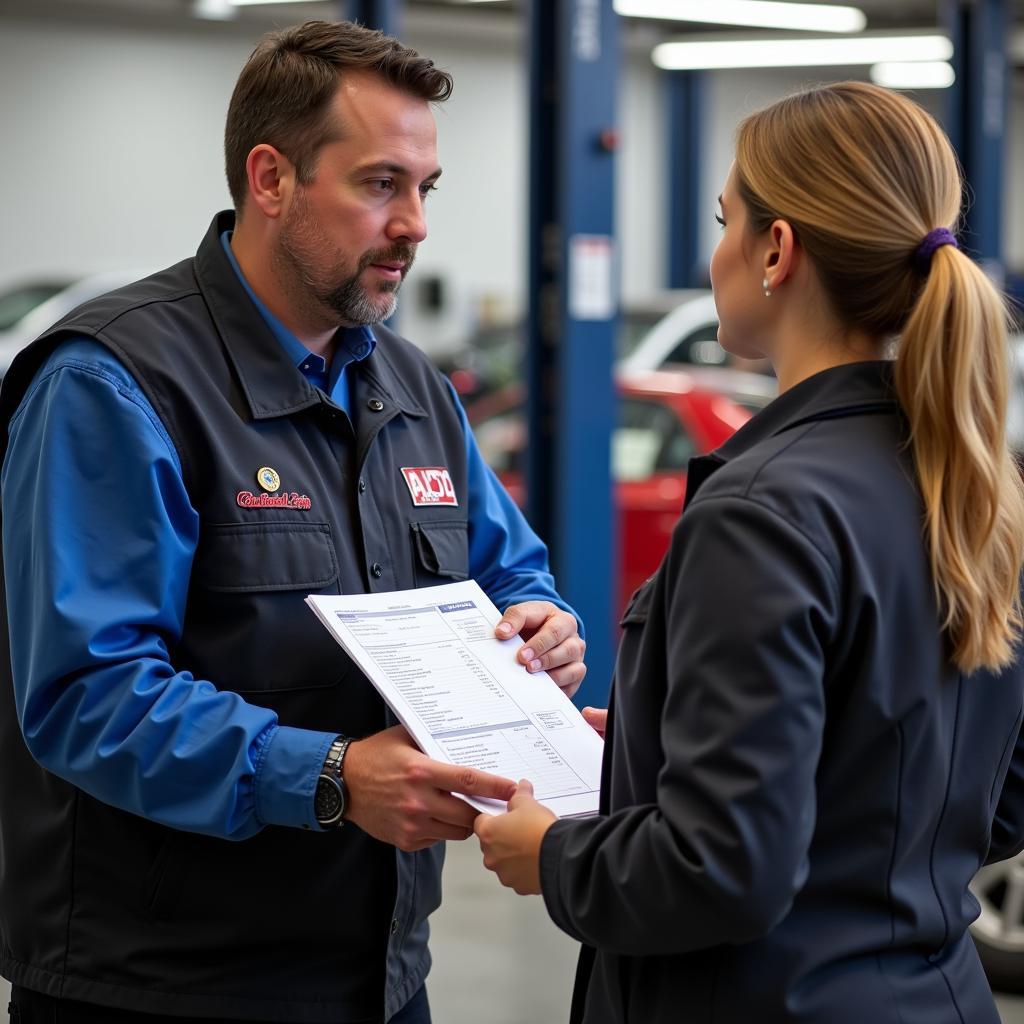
476, 82, 1024, 1023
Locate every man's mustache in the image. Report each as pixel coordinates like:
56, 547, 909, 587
358, 245, 417, 274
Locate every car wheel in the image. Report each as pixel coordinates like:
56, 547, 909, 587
970, 853, 1024, 993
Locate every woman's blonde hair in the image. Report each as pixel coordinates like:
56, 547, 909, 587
734, 81, 1024, 674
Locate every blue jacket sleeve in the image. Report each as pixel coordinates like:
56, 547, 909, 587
451, 381, 583, 634
1, 341, 336, 839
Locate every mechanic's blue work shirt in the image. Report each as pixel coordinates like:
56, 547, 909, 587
1, 243, 576, 842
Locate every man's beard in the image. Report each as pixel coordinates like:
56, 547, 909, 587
320, 243, 417, 325
276, 195, 417, 326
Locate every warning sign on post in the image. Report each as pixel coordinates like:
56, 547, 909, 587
568, 234, 615, 321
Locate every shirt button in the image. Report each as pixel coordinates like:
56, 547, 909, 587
367, 399, 384, 412
390, 919, 399, 936
358, 479, 367, 494
371, 563, 384, 578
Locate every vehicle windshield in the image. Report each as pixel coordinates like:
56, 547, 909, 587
0, 282, 70, 331
617, 311, 667, 358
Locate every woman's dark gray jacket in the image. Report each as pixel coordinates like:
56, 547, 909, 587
541, 360, 1024, 1024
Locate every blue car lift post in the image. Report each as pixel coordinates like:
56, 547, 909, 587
344, 0, 401, 35
667, 70, 705, 289
944, 0, 1008, 286
527, 1, 620, 708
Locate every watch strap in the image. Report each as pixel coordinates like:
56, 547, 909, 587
323, 735, 351, 778
315, 735, 351, 828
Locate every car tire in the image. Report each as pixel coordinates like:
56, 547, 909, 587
970, 854, 1024, 993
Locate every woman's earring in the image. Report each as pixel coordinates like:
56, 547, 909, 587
762, 277, 772, 298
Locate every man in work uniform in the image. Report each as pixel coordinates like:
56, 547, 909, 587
0, 20, 585, 1024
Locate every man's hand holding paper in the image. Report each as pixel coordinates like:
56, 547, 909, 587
496, 601, 587, 697
344, 726, 516, 851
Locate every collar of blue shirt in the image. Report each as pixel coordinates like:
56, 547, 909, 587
219, 231, 376, 405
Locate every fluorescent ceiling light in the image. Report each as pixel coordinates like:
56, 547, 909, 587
193, 0, 236, 17
653, 34, 953, 71
871, 61, 955, 89
616, 0, 866, 34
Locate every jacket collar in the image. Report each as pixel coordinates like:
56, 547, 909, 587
193, 211, 425, 421
684, 360, 899, 508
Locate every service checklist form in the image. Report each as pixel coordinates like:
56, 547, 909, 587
306, 580, 602, 817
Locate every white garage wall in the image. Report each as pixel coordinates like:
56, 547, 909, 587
0, 19, 247, 280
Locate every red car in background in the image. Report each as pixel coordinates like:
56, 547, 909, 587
465, 369, 751, 614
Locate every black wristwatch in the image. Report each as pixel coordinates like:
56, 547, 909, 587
315, 736, 351, 829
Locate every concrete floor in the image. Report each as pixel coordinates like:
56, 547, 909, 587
2, 840, 1023, 1023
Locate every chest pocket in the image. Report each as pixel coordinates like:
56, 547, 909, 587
183, 521, 345, 696
620, 573, 656, 628
411, 520, 469, 585
192, 522, 338, 592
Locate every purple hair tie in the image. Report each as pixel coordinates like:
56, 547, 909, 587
913, 227, 958, 274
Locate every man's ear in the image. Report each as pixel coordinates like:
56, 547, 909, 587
763, 219, 797, 292
244, 144, 294, 220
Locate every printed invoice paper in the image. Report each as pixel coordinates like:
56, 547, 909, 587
306, 580, 602, 818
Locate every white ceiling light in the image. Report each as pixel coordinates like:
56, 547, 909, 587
193, 0, 236, 17
653, 34, 953, 71
229, 0, 324, 6
871, 61, 956, 89
616, 0, 866, 34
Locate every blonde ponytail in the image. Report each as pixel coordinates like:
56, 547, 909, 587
894, 247, 1024, 672
734, 81, 1024, 673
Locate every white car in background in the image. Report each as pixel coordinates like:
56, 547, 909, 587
619, 290, 779, 412
1005, 335, 1024, 455
0, 270, 145, 378
624, 293, 1024, 446
619, 291, 724, 373
972, 857, 1024, 993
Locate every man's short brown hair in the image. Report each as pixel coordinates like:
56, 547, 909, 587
224, 20, 453, 211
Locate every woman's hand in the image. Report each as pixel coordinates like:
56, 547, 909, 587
581, 706, 607, 737
474, 779, 557, 895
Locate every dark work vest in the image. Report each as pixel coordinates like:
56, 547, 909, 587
0, 213, 469, 1021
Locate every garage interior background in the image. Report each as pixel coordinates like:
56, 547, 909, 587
3, 0, 1022, 356
2, 0, 1024, 1021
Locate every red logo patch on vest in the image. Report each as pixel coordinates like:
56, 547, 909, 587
236, 491, 312, 510
401, 467, 459, 507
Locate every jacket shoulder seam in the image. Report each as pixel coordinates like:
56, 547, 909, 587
688, 489, 841, 596
742, 419, 823, 497
61, 286, 200, 338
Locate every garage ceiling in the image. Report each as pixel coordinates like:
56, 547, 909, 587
0, 0, 1022, 44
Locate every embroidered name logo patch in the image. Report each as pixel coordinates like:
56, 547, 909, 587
236, 491, 312, 510
401, 467, 459, 507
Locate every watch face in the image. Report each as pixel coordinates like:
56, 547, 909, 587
315, 776, 343, 825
